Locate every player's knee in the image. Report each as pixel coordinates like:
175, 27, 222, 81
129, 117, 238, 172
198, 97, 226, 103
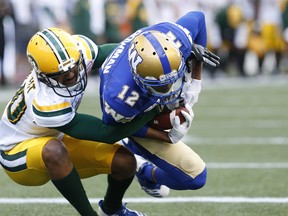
112, 146, 136, 179
180, 154, 206, 179
179, 155, 207, 190
191, 167, 207, 190
42, 139, 68, 166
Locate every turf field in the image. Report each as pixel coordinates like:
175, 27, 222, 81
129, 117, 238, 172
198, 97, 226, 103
0, 75, 288, 216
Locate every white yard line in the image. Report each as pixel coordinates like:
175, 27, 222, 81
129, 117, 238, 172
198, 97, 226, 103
1, 162, 288, 170
184, 136, 288, 145
0, 197, 288, 204
207, 162, 288, 169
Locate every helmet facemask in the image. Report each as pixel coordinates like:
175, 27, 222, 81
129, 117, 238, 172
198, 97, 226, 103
132, 59, 186, 105
37, 54, 88, 97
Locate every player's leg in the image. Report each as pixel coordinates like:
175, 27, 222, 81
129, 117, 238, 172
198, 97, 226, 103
63, 135, 146, 216
261, 24, 285, 73
127, 137, 207, 190
0, 137, 97, 216
120, 138, 170, 197
43, 138, 97, 216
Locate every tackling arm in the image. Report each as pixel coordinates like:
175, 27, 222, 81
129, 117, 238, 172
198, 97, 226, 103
54, 108, 159, 144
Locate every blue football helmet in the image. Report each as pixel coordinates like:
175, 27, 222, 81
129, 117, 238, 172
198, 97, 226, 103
128, 30, 186, 105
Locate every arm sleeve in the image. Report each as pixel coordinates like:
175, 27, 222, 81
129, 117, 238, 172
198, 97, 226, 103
54, 108, 159, 144
92, 43, 118, 69
176, 11, 207, 47
132, 125, 149, 138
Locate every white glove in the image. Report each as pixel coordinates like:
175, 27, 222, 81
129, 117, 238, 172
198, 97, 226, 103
168, 104, 194, 143
184, 79, 202, 107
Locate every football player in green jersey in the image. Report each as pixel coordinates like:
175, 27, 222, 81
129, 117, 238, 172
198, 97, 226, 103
0, 27, 158, 216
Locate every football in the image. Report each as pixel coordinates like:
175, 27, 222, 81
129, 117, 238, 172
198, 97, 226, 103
148, 106, 188, 130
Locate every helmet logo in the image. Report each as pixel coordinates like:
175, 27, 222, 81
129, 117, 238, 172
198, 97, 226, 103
128, 42, 143, 72
159, 70, 178, 83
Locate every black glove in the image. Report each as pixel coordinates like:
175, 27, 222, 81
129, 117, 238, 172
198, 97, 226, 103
190, 43, 220, 68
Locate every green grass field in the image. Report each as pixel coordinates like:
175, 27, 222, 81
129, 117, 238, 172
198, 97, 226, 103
0, 76, 288, 216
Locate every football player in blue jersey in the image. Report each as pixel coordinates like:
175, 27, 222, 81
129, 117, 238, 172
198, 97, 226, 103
0, 28, 160, 216
99, 11, 220, 198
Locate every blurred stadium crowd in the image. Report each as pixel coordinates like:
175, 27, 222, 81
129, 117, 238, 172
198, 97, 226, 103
0, 0, 288, 85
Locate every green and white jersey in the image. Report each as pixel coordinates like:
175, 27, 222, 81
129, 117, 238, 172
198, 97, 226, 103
0, 35, 98, 151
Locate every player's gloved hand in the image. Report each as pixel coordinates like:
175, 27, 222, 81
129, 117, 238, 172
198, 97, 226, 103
190, 43, 220, 68
168, 104, 194, 143
184, 79, 202, 107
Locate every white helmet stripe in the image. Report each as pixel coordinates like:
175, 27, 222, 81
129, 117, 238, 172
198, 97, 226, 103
38, 29, 70, 63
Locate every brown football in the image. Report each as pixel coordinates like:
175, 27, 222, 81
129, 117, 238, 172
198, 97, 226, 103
148, 106, 188, 130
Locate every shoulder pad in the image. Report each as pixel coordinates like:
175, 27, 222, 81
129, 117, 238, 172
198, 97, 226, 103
73, 35, 99, 61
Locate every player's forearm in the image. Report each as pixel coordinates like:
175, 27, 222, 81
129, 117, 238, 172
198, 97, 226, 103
192, 59, 203, 80
145, 127, 172, 143
55, 109, 159, 144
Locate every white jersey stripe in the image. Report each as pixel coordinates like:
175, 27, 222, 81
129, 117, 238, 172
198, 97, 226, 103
0, 151, 27, 169
38, 29, 69, 63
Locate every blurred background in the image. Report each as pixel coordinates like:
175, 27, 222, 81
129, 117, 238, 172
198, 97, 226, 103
0, 0, 288, 86
0, 1, 288, 215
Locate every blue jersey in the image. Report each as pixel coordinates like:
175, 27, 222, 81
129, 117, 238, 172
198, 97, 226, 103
99, 12, 207, 132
